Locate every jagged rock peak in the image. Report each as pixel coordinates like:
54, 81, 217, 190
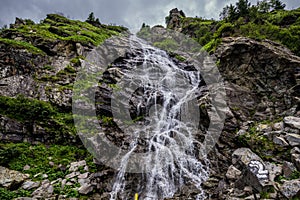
166, 8, 186, 30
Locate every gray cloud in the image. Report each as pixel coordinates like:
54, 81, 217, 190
0, 0, 299, 31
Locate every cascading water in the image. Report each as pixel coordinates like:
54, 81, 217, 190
109, 35, 210, 200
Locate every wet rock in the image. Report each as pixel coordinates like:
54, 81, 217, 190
0, 166, 29, 189
280, 179, 300, 199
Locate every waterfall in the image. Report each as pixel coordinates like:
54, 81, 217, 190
109, 35, 210, 200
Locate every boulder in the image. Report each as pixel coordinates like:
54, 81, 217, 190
279, 179, 300, 199
284, 116, 300, 130
0, 166, 29, 189
22, 180, 40, 190
78, 183, 94, 194
232, 148, 273, 192
226, 165, 242, 180
285, 133, 300, 146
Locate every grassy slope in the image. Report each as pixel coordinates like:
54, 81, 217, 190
175, 7, 300, 55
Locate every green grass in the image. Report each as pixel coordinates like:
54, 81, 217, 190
0, 142, 98, 181
0, 142, 100, 198
0, 13, 127, 55
0, 95, 76, 139
0, 38, 44, 55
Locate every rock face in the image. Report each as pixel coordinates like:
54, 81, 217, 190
166, 8, 186, 31
215, 37, 300, 123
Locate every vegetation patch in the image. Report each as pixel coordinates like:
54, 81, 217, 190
0, 38, 44, 55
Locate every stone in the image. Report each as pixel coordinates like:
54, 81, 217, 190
265, 162, 282, 182
22, 181, 40, 190
69, 160, 87, 172
78, 172, 89, 179
65, 171, 80, 179
232, 148, 272, 192
285, 133, 300, 146
0, 166, 29, 188
283, 161, 297, 178
291, 153, 300, 171
23, 165, 30, 171
273, 122, 283, 131
226, 165, 242, 180
280, 179, 300, 199
78, 183, 94, 195
273, 136, 289, 146
284, 116, 300, 129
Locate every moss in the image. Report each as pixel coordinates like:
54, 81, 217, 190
0, 188, 32, 200
0, 13, 126, 56
237, 122, 290, 160
175, 54, 187, 62
0, 95, 76, 138
0, 38, 44, 55
153, 38, 179, 52
202, 38, 221, 53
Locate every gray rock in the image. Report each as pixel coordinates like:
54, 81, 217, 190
226, 165, 242, 180
78, 172, 89, 179
280, 179, 300, 199
69, 160, 87, 172
283, 161, 297, 178
273, 136, 289, 146
0, 166, 29, 188
284, 116, 300, 129
273, 122, 283, 131
23, 165, 30, 171
232, 148, 272, 192
78, 183, 94, 195
291, 153, 300, 171
265, 162, 282, 182
65, 171, 80, 179
285, 133, 300, 146
22, 181, 40, 190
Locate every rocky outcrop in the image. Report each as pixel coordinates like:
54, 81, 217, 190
0, 166, 29, 189
166, 8, 186, 31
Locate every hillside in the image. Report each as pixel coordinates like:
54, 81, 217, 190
0, 1, 300, 199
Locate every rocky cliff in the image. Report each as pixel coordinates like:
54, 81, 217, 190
0, 8, 299, 200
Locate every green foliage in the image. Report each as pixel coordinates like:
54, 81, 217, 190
0, 38, 44, 55
153, 38, 179, 52
0, 13, 127, 55
202, 38, 221, 53
0, 142, 98, 181
0, 188, 31, 200
0, 95, 76, 138
237, 122, 290, 160
0, 95, 55, 122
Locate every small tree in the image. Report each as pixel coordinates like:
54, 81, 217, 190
87, 12, 95, 22
270, 0, 286, 10
86, 12, 101, 26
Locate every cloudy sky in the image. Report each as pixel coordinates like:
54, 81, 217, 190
0, 0, 299, 32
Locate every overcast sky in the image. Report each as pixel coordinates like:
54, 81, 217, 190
0, 0, 299, 32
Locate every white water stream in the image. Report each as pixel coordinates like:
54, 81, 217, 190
109, 36, 209, 200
